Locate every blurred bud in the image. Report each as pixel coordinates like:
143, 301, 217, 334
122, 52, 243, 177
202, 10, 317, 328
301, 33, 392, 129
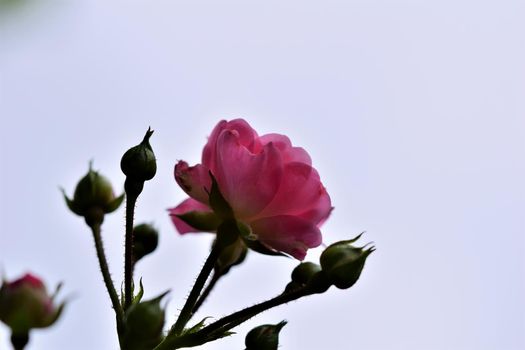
245, 321, 287, 350
0, 273, 65, 336
320, 234, 375, 289
123, 291, 168, 350
215, 238, 248, 275
133, 223, 159, 262
62, 162, 124, 226
121, 128, 157, 187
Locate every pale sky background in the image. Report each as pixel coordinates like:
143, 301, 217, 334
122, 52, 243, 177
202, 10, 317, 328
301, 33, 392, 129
1, 0, 524, 349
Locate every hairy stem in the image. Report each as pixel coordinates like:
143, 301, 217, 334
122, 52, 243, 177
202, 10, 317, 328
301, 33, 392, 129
124, 193, 137, 310
90, 222, 124, 335
170, 243, 221, 336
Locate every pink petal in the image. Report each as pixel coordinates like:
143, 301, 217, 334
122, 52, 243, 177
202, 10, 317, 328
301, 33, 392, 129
214, 129, 283, 219
256, 162, 332, 225
259, 133, 311, 165
168, 198, 212, 234
249, 215, 323, 260
203, 119, 262, 171
174, 161, 211, 204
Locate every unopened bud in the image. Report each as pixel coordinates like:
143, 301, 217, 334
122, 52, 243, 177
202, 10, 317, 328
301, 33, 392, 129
245, 321, 287, 350
62, 162, 124, 225
133, 223, 159, 262
320, 234, 375, 289
0, 273, 65, 336
123, 291, 168, 350
121, 128, 157, 184
215, 238, 248, 275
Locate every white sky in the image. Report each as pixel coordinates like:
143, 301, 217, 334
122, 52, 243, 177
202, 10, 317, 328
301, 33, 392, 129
1, 0, 524, 349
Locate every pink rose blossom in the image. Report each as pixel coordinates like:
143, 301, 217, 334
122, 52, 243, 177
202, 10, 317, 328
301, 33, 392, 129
169, 119, 332, 260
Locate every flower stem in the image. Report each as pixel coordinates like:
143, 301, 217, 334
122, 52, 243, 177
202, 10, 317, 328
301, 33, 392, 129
124, 192, 138, 310
192, 270, 220, 314
154, 286, 312, 350
90, 222, 124, 336
197, 286, 310, 338
10, 333, 28, 350
170, 242, 221, 336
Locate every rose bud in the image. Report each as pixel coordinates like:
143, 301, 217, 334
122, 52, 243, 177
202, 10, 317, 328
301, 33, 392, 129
169, 119, 333, 260
133, 223, 159, 262
121, 128, 157, 197
0, 273, 65, 339
214, 237, 248, 275
62, 161, 124, 226
122, 291, 168, 350
245, 321, 287, 350
320, 234, 375, 289
285, 262, 330, 294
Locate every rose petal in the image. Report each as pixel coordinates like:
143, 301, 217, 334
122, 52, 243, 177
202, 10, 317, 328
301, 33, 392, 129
214, 129, 283, 219
168, 198, 212, 234
174, 161, 211, 204
256, 162, 332, 225
249, 215, 323, 260
259, 133, 311, 165
203, 119, 262, 170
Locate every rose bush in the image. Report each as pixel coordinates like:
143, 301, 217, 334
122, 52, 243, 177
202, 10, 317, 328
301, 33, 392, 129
169, 119, 332, 260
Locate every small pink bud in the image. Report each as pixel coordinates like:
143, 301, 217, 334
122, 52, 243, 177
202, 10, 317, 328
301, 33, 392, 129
0, 273, 65, 336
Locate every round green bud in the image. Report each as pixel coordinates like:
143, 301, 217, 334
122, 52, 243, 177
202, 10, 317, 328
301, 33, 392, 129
245, 321, 287, 350
320, 240, 375, 290
62, 162, 124, 224
121, 128, 157, 182
291, 262, 322, 285
123, 293, 167, 350
215, 238, 248, 275
133, 223, 159, 262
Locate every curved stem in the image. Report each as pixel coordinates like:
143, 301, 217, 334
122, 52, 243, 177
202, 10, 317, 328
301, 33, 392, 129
124, 193, 137, 310
192, 270, 220, 314
90, 223, 124, 334
170, 243, 221, 336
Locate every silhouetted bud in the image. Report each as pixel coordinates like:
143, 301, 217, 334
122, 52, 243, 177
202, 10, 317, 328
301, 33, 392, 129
133, 223, 159, 262
245, 321, 287, 350
320, 234, 374, 289
291, 262, 321, 285
62, 162, 124, 226
123, 292, 168, 350
121, 128, 157, 183
215, 238, 248, 275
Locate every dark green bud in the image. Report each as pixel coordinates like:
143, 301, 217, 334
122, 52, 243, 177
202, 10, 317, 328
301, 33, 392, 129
133, 223, 159, 262
289, 262, 330, 294
62, 162, 124, 225
121, 128, 157, 183
215, 238, 248, 275
123, 291, 168, 350
291, 262, 322, 285
245, 321, 287, 350
320, 234, 375, 290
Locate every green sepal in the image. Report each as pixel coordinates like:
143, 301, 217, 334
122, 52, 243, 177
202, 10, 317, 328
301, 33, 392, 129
181, 317, 212, 335
242, 237, 287, 258
132, 278, 144, 305
61, 189, 82, 216
175, 211, 221, 232
208, 172, 234, 220
105, 193, 125, 213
